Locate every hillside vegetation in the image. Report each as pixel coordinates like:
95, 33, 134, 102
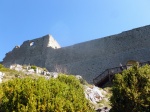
0, 64, 94, 112
2, 63, 149, 112
0, 64, 39, 82
110, 65, 150, 112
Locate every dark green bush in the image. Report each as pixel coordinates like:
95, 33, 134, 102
31, 65, 37, 71
0, 75, 94, 112
110, 65, 150, 112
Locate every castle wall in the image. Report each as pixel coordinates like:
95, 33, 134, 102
45, 25, 150, 83
2, 25, 150, 83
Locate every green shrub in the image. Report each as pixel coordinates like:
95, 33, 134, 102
0, 64, 9, 72
0, 64, 3, 69
110, 65, 150, 112
31, 65, 37, 71
0, 75, 94, 112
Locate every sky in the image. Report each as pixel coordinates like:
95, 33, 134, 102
0, 0, 150, 61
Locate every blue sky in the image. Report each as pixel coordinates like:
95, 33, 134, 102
0, 0, 150, 61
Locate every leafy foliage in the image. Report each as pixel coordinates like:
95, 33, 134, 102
0, 75, 94, 112
31, 65, 37, 71
0, 64, 10, 72
110, 65, 150, 112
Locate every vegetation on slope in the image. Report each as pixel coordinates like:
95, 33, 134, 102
0, 64, 116, 111
110, 65, 150, 112
0, 64, 42, 82
0, 64, 94, 111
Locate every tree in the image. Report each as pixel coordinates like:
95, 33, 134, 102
110, 65, 150, 112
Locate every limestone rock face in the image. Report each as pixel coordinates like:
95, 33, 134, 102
2, 25, 150, 83
0, 72, 5, 83
10, 64, 23, 71
84, 85, 105, 104
84, 85, 111, 111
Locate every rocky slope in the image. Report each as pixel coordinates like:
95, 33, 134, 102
0, 64, 111, 111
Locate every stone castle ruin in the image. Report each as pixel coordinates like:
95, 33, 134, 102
2, 25, 150, 83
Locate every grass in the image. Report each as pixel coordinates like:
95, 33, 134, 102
0, 64, 41, 83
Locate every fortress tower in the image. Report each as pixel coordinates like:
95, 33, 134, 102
3, 35, 60, 67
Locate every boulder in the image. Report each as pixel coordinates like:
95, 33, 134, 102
0, 71, 5, 83
84, 85, 105, 104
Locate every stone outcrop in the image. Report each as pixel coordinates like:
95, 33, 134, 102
9, 64, 51, 75
84, 85, 106, 104
2, 25, 150, 83
0, 72, 5, 83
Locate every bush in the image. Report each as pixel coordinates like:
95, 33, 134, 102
0, 64, 8, 72
0, 75, 94, 112
0, 64, 3, 69
31, 65, 37, 71
110, 65, 150, 112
